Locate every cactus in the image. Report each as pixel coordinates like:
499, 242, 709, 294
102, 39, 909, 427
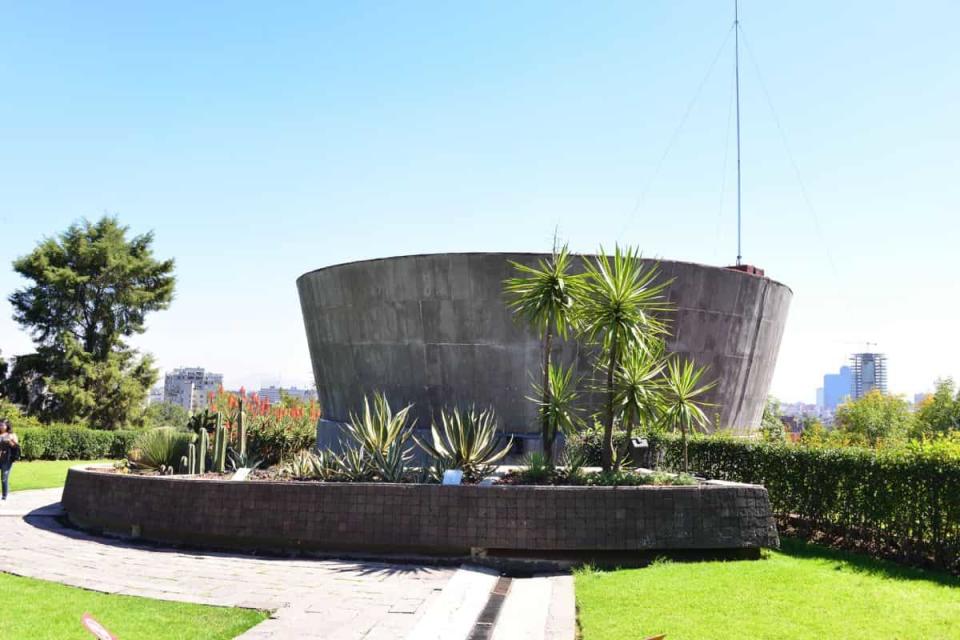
189, 442, 198, 474
179, 443, 201, 474
238, 394, 247, 458
199, 428, 209, 474
212, 412, 228, 473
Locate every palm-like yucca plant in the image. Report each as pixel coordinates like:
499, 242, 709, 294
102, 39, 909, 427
615, 342, 667, 468
414, 407, 513, 482
504, 244, 583, 464
530, 361, 583, 460
662, 358, 716, 473
343, 392, 416, 481
577, 245, 672, 471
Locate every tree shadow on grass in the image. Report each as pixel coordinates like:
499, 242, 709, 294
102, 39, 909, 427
777, 536, 960, 588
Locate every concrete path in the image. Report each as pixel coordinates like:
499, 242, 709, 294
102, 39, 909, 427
0, 489, 575, 639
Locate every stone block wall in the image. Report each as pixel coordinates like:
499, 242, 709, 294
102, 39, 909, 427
63, 468, 779, 554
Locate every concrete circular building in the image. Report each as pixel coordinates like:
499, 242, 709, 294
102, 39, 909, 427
297, 253, 791, 437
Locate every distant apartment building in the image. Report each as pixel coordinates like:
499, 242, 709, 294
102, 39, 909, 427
147, 385, 164, 406
163, 367, 223, 412
850, 353, 888, 399
821, 365, 853, 410
258, 385, 318, 404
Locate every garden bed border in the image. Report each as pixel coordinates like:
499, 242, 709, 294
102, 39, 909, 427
62, 466, 779, 555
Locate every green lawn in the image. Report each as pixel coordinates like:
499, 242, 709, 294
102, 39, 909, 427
575, 538, 960, 640
1, 572, 267, 639
8, 459, 115, 492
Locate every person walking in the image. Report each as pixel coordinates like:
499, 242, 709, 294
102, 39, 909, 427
0, 419, 20, 500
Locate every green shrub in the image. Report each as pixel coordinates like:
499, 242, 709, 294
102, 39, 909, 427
643, 433, 960, 570
18, 426, 139, 460
584, 468, 697, 486
519, 451, 554, 483
565, 423, 630, 466
0, 398, 44, 430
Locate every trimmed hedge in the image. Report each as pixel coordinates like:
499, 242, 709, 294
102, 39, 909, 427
18, 427, 138, 461
567, 430, 960, 568
661, 435, 960, 569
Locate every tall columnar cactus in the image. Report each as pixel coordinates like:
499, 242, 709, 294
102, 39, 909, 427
180, 442, 200, 474
198, 429, 208, 475
212, 412, 228, 473
238, 394, 247, 458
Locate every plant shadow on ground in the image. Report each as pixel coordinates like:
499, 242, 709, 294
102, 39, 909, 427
23, 507, 451, 581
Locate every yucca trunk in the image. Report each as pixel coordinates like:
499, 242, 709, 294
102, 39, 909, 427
541, 329, 554, 464
682, 422, 689, 473
602, 332, 618, 472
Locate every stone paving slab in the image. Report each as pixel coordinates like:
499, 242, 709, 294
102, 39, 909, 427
0, 488, 575, 639
1, 489, 454, 638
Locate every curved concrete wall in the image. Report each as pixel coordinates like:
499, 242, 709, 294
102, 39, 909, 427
297, 253, 791, 433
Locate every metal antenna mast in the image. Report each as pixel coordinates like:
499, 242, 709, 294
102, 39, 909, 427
734, 0, 743, 266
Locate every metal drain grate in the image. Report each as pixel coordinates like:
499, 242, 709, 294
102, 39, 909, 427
467, 575, 512, 640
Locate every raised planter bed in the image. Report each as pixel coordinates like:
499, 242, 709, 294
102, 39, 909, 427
62, 466, 779, 555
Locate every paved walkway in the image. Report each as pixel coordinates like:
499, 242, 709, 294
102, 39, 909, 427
0, 489, 574, 639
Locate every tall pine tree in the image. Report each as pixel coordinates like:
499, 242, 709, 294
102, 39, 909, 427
9, 216, 175, 428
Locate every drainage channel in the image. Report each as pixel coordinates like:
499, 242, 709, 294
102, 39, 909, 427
467, 575, 512, 640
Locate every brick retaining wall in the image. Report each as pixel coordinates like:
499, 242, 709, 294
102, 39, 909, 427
63, 468, 779, 554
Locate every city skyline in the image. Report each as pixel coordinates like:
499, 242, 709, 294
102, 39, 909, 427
1, 2, 958, 403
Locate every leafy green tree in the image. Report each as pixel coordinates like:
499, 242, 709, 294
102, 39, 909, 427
143, 401, 191, 429
662, 358, 716, 472
759, 397, 787, 443
504, 245, 582, 463
8, 216, 175, 428
577, 246, 670, 471
913, 378, 960, 438
799, 416, 829, 446
833, 390, 913, 447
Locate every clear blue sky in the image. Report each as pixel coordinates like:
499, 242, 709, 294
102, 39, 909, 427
1, 1, 957, 402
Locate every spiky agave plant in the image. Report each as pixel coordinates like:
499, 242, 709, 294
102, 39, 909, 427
414, 407, 513, 482
576, 245, 672, 472
343, 392, 415, 482
281, 449, 325, 480
330, 445, 374, 482
661, 358, 716, 473
129, 427, 195, 472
